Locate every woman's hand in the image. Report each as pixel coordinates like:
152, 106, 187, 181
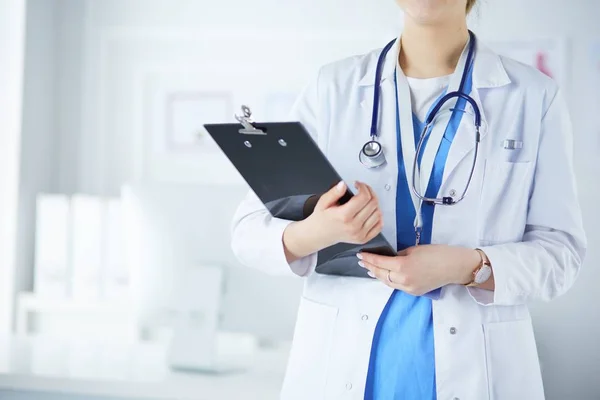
357, 245, 483, 296
283, 181, 383, 263
309, 181, 383, 248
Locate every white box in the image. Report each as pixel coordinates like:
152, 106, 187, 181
70, 195, 103, 301
167, 264, 225, 372
103, 198, 129, 300
33, 194, 70, 298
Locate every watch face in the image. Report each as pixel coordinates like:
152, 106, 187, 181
475, 266, 492, 284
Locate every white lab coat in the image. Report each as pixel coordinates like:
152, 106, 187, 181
230, 35, 587, 400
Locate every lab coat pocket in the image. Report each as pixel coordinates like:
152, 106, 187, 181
483, 319, 545, 400
478, 160, 534, 245
281, 296, 339, 400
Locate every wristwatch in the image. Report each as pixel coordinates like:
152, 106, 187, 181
466, 249, 492, 287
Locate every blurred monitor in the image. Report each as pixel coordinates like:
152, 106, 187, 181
121, 181, 304, 344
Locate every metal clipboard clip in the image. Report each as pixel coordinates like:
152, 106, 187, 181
235, 105, 266, 135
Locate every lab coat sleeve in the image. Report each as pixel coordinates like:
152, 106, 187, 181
229, 70, 324, 278
468, 88, 587, 306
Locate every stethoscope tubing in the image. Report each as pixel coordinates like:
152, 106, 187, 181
362, 30, 481, 206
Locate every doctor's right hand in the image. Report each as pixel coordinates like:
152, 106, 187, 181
309, 181, 384, 248
283, 181, 384, 264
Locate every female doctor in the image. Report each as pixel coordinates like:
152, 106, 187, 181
231, 0, 587, 399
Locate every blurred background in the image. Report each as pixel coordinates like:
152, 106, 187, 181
0, 0, 599, 399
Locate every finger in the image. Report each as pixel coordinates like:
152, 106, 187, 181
359, 260, 397, 287
370, 264, 388, 282
363, 214, 383, 239
354, 184, 380, 223
354, 198, 379, 227
350, 182, 373, 216
340, 182, 372, 217
316, 180, 347, 210
397, 246, 417, 256
356, 252, 400, 271
358, 259, 384, 277
364, 184, 379, 205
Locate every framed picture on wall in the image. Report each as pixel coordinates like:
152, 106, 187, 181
138, 70, 245, 184
163, 91, 233, 154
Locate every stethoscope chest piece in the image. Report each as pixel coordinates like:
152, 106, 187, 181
359, 139, 386, 168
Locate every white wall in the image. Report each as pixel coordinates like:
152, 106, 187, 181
19, 0, 600, 398
14, 0, 60, 323
470, 2, 600, 399
67, 0, 401, 195
0, 0, 26, 336
55, 0, 86, 194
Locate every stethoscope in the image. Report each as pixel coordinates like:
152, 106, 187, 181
359, 30, 482, 209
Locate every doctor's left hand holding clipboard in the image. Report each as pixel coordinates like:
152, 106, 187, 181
204, 105, 397, 280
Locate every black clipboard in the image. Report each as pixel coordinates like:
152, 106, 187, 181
204, 106, 396, 279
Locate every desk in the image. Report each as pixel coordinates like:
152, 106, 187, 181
0, 335, 290, 400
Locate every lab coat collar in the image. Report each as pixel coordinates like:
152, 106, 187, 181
357, 33, 511, 90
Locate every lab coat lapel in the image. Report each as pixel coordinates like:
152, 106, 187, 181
360, 78, 400, 243
439, 88, 488, 191
359, 38, 400, 252
410, 41, 470, 202
439, 39, 512, 193
378, 76, 400, 246
358, 51, 398, 310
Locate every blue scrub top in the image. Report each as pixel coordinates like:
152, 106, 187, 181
364, 67, 473, 400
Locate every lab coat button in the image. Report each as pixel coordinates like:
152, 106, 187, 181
361, 314, 369, 321
450, 327, 457, 335
384, 184, 391, 191
346, 383, 353, 390
449, 189, 457, 197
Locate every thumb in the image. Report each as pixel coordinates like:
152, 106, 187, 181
316, 180, 347, 210
397, 246, 415, 256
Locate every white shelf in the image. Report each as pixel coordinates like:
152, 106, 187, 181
0, 335, 289, 400
18, 292, 132, 313
16, 292, 135, 337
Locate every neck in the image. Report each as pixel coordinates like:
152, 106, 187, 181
399, 19, 469, 79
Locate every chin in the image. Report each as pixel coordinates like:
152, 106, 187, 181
407, 12, 445, 26
398, 0, 462, 26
